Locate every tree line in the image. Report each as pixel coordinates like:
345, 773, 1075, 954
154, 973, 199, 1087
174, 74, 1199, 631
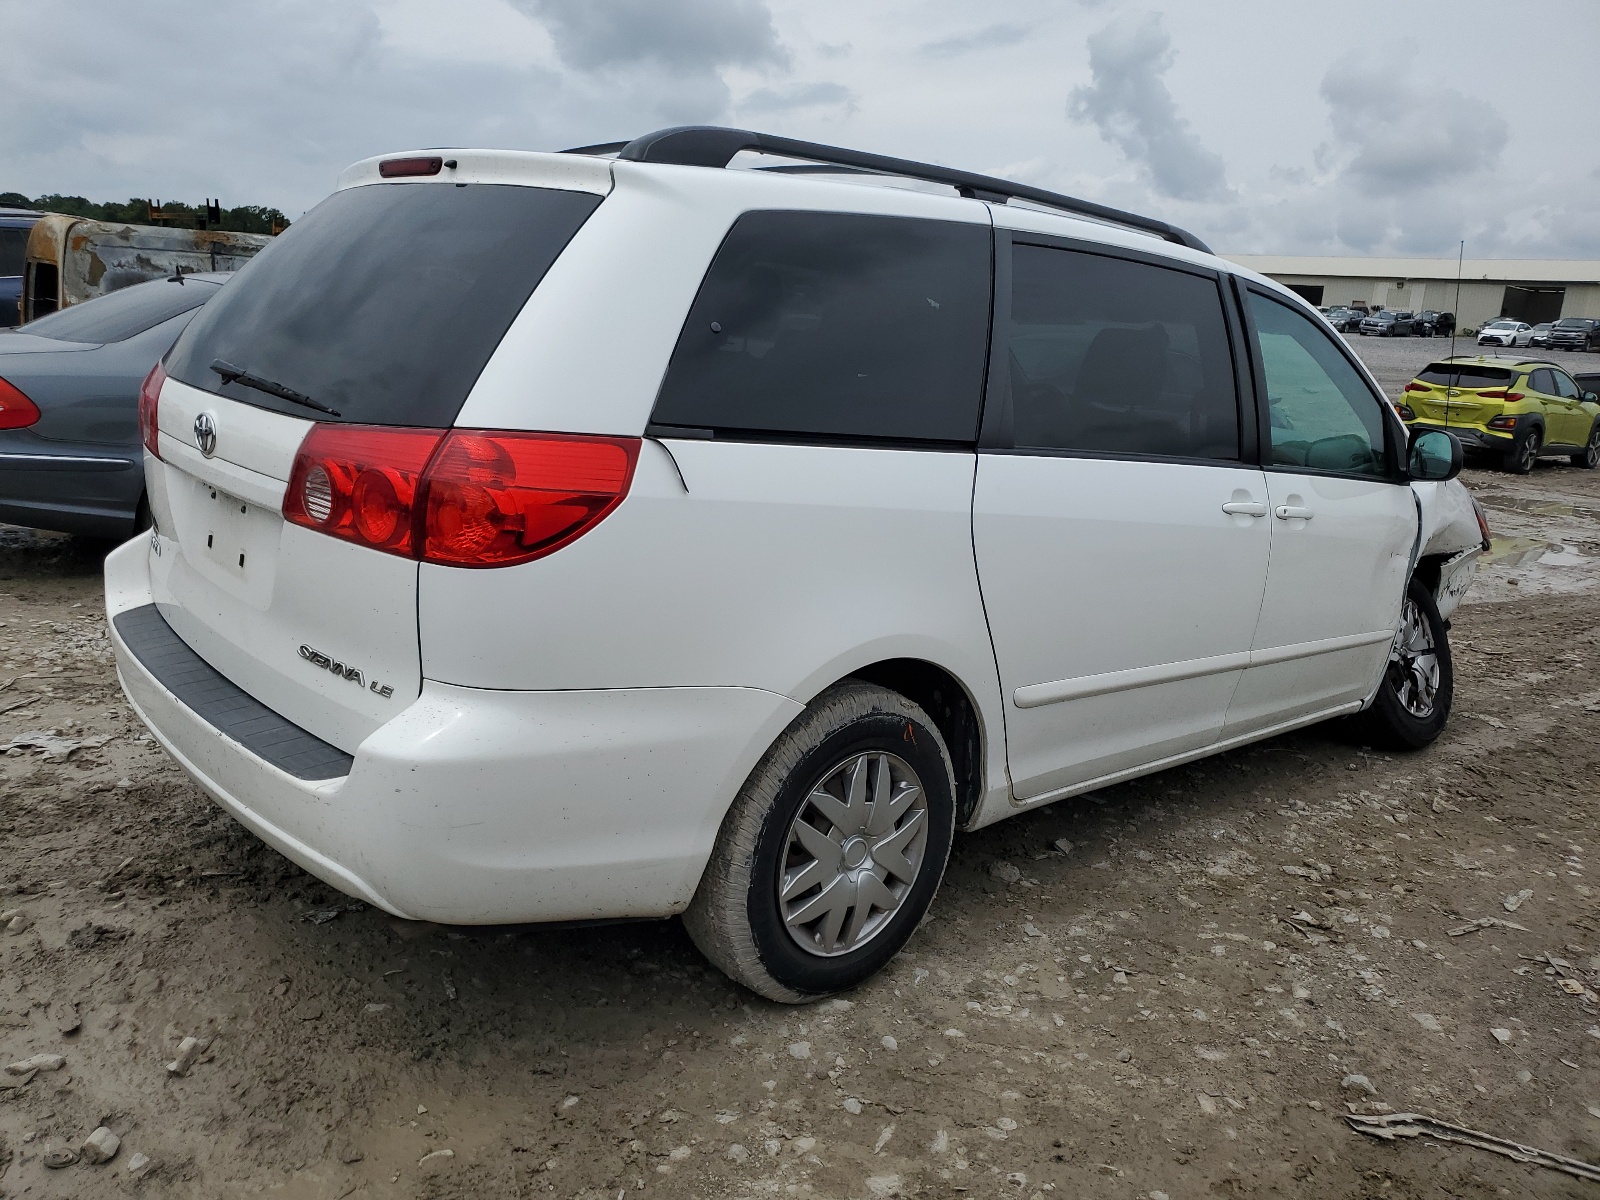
0, 192, 289, 235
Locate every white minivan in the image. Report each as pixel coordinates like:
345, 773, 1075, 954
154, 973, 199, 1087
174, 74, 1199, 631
108, 128, 1487, 1002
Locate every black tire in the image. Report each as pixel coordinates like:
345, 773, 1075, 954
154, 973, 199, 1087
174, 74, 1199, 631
1354, 577, 1452, 751
1572, 423, 1600, 470
1502, 425, 1541, 474
683, 680, 957, 1003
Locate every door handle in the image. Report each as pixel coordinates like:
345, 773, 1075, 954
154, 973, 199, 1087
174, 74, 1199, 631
1274, 505, 1314, 521
1221, 501, 1268, 517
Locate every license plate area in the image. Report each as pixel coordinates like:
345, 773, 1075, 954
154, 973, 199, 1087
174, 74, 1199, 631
178, 476, 281, 602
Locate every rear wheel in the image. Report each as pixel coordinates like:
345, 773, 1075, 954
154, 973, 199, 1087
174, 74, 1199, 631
1572, 423, 1600, 470
1354, 577, 1452, 750
1503, 426, 1541, 474
683, 681, 957, 1003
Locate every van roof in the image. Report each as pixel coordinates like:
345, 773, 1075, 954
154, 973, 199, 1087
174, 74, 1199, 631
338, 125, 1212, 257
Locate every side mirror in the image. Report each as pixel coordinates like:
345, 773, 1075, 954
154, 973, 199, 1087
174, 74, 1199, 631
1586, 392, 1598, 404
1409, 429, 1462, 482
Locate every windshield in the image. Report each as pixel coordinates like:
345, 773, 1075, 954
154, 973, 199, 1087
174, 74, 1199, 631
166, 183, 602, 427
21, 277, 218, 343
1486, 321, 1516, 329
1555, 318, 1589, 328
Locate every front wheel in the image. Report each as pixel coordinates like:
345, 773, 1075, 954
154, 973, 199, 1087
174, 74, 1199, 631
684, 681, 957, 1003
1503, 426, 1541, 474
1572, 423, 1600, 470
1354, 578, 1452, 750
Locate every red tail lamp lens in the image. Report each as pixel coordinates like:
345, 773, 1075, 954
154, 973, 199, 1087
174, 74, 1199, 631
136, 362, 165, 455
0, 375, 43, 431
283, 425, 444, 557
282, 426, 640, 567
420, 431, 639, 567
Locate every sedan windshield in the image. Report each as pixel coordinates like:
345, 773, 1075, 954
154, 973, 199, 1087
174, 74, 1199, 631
1486, 321, 1516, 330
21, 277, 218, 344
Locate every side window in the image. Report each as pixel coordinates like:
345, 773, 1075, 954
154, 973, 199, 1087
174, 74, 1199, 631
1006, 245, 1239, 460
1529, 369, 1555, 395
1551, 371, 1582, 401
1246, 291, 1388, 478
651, 211, 991, 443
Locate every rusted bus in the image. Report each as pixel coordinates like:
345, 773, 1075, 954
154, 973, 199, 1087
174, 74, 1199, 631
21, 216, 271, 322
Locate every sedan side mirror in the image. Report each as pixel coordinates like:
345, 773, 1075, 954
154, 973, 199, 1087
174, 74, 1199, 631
1409, 429, 1463, 482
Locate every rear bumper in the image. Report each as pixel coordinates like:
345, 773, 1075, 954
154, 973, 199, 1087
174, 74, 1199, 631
105, 537, 803, 924
1405, 422, 1512, 452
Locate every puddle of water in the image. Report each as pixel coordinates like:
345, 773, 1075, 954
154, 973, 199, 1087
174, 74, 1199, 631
1481, 536, 1554, 567
1539, 544, 1588, 566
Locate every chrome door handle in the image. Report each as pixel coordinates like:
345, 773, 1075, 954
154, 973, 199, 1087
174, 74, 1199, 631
1221, 501, 1268, 517
1274, 505, 1314, 521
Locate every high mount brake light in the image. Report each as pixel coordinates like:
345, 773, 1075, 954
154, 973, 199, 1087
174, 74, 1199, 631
137, 363, 165, 456
0, 375, 41, 430
379, 156, 444, 178
283, 426, 640, 567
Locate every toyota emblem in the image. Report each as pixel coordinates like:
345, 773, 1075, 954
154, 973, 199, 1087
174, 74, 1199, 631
193, 412, 217, 457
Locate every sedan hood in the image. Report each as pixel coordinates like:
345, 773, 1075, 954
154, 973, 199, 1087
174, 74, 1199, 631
0, 332, 99, 355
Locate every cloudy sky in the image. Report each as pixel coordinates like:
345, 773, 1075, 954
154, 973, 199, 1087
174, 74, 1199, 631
5, 0, 1598, 259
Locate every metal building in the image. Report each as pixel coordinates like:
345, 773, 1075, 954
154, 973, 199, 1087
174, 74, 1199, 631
1226, 255, 1600, 331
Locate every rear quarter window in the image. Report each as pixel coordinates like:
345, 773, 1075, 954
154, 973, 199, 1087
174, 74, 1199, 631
651, 210, 992, 444
166, 183, 602, 427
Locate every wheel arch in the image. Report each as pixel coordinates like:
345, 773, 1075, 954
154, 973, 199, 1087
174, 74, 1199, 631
830, 657, 989, 829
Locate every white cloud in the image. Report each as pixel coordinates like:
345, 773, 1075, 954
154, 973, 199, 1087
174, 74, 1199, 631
1068, 11, 1232, 204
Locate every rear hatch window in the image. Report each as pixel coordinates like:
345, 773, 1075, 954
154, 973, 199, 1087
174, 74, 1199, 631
165, 183, 603, 427
1416, 364, 1514, 388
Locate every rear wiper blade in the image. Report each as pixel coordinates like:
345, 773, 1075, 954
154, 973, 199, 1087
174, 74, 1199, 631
210, 359, 341, 417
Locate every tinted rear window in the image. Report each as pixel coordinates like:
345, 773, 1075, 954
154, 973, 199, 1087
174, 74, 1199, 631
166, 183, 602, 426
0, 227, 25, 276
22, 277, 217, 343
1416, 363, 1514, 387
652, 210, 991, 443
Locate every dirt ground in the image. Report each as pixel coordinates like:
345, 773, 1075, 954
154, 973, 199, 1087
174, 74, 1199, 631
4, 357, 1600, 1197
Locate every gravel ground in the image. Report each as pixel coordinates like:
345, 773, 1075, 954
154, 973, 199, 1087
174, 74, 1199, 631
3, 345, 1600, 1198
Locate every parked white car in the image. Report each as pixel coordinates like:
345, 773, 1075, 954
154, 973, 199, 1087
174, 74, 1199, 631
107, 129, 1488, 1002
1477, 319, 1533, 347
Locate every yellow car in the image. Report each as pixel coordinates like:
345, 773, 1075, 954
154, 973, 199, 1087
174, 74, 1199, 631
1397, 355, 1600, 474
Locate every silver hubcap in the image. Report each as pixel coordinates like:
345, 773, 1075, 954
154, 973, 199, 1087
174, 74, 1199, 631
1388, 597, 1440, 718
778, 751, 928, 958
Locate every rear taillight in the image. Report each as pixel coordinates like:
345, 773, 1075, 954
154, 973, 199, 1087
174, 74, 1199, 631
283, 425, 444, 558
0, 376, 41, 430
1403, 382, 1429, 393
1394, 403, 1415, 421
137, 363, 165, 457
1475, 389, 1525, 402
1486, 414, 1518, 430
283, 425, 640, 568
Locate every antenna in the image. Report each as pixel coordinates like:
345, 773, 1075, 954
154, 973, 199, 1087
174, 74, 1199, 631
1448, 239, 1465, 426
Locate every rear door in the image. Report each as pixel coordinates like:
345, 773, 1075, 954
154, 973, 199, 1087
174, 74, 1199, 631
146, 175, 605, 752
973, 235, 1269, 800
1224, 285, 1415, 734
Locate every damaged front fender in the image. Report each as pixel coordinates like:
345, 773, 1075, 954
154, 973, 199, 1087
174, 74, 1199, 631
1410, 478, 1488, 621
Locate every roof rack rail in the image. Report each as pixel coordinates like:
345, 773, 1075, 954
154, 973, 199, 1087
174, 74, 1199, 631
570, 125, 1211, 255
